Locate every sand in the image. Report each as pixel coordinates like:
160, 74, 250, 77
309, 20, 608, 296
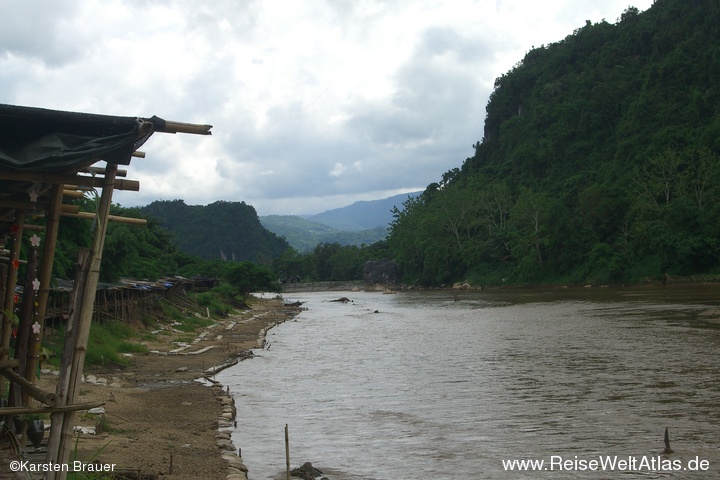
34, 297, 301, 480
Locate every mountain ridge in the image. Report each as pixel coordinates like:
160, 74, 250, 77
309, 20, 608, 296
261, 191, 419, 251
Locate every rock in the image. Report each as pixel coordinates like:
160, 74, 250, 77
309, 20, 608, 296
329, 297, 351, 303
363, 259, 400, 285
176, 366, 188, 372
290, 462, 323, 480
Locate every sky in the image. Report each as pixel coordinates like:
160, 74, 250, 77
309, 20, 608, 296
0, 0, 654, 215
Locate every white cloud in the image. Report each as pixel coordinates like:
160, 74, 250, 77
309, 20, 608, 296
329, 163, 347, 177
0, 0, 654, 214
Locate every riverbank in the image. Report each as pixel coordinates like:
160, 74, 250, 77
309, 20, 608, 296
33, 296, 302, 480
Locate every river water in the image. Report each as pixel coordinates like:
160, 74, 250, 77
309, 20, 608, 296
216, 286, 720, 479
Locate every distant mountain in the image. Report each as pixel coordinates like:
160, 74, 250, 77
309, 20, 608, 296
302, 191, 421, 231
259, 192, 419, 252
259, 215, 388, 252
140, 200, 289, 261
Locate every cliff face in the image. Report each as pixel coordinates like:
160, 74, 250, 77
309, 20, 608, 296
388, 0, 720, 286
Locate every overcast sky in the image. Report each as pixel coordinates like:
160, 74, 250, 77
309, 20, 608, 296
1, 0, 653, 215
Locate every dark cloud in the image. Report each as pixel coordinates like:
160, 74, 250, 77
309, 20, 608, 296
3, 0, 656, 215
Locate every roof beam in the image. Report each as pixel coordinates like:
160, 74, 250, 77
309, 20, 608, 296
0, 171, 139, 191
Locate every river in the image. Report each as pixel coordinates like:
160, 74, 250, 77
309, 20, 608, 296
216, 285, 720, 479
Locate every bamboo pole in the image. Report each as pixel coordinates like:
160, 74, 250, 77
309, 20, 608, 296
0, 401, 104, 416
0, 209, 25, 397
158, 120, 213, 135
0, 171, 140, 191
0, 368, 58, 406
60, 204, 80, 214
0, 359, 19, 369
85, 167, 128, 177
49, 163, 118, 479
25, 184, 64, 398
62, 189, 85, 199
285, 424, 290, 480
59, 211, 148, 226
14, 244, 39, 406
46, 248, 89, 470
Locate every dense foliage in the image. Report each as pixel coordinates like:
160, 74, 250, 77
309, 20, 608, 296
140, 200, 289, 263
52, 201, 282, 296
272, 241, 391, 283
51, 197, 385, 287
388, 0, 720, 286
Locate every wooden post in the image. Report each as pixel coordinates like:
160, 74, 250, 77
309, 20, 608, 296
13, 245, 39, 406
285, 424, 290, 480
45, 248, 89, 469
46, 164, 118, 479
0, 209, 25, 398
26, 184, 64, 391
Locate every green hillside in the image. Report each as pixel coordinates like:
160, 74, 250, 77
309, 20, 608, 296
388, 0, 720, 286
140, 200, 289, 262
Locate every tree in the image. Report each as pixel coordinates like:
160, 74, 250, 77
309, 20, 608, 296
226, 261, 280, 304
508, 189, 554, 279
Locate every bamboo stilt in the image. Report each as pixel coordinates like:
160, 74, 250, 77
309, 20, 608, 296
13, 245, 39, 406
46, 164, 118, 479
25, 184, 64, 398
0, 209, 25, 397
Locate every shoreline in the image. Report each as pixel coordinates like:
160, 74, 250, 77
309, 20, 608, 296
35, 296, 303, 480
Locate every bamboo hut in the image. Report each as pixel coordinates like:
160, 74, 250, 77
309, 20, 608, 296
0, 103, 211, 479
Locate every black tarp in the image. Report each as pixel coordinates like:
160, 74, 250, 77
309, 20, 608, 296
0, 103, 164, 171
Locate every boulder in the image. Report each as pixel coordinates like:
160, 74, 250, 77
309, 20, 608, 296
363, 259, 400, 285
290, 462, 324, 480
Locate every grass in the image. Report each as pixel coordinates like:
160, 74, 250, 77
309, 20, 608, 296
171, 315, 214, 332
43, 293, 223, 368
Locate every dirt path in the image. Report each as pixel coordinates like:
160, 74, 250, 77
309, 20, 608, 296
40, 297, 301, 480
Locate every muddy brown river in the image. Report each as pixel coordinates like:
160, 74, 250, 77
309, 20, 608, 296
218, 285, 720, 479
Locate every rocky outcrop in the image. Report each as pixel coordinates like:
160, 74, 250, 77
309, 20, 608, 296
363, 259, 400, 285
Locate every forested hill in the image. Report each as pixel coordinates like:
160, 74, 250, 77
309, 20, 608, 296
140, 200, 289, 262
388, 0, 720, 286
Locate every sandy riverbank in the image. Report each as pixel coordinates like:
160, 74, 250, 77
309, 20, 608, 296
33, 296, 302, 480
